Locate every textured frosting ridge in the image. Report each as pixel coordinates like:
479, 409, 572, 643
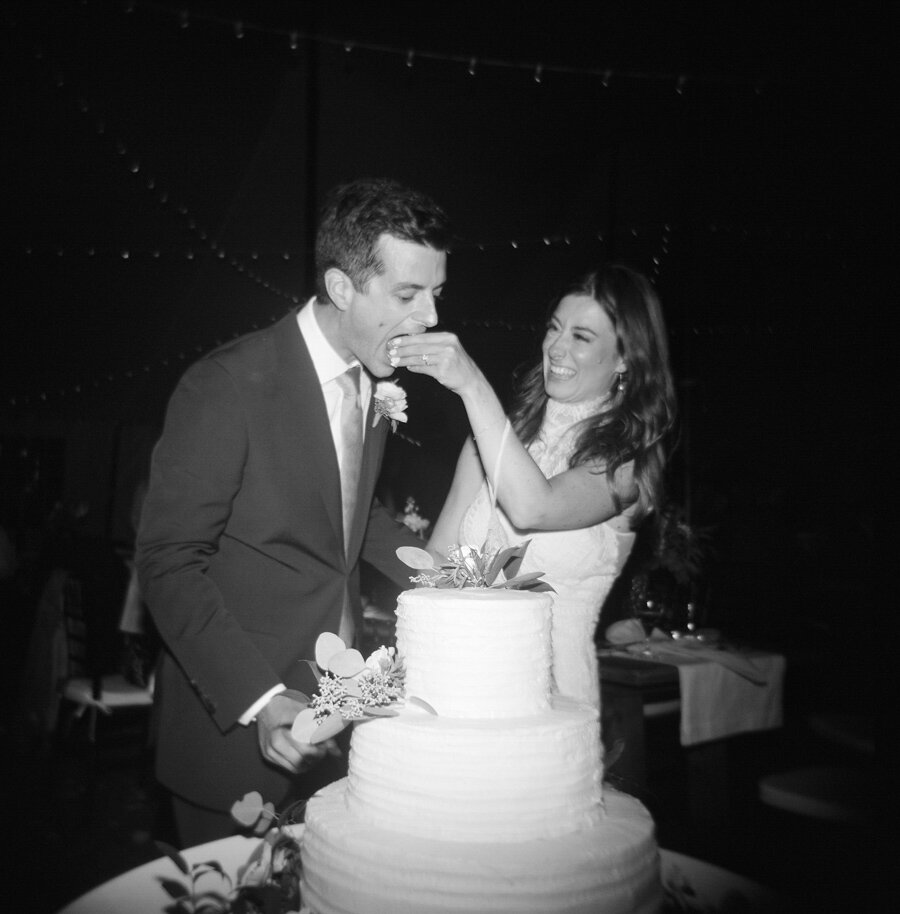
301, 783, 661, 914
346, 696, 603, 842
300, 585, 662, 914
396, 588, 552, 718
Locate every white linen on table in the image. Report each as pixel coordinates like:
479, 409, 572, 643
673, 651, 785, 745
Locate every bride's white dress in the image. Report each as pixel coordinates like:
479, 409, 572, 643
460, 397, 635, 711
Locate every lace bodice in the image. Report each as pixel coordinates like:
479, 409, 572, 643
460, 397, 635, 709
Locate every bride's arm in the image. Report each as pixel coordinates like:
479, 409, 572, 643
428, 436, 485, 559
390, 333, 636, 532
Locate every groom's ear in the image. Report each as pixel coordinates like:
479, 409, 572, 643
324, 267, 354, 312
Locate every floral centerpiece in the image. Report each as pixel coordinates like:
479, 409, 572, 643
157, 794, 306, 913
651, 503, 712, 587
398, 495, 430, 539
623, 502, 714, 634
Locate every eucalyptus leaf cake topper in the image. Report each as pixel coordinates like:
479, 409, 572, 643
397, 541, 554, 592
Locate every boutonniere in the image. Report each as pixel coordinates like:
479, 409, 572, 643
372, 380, 408, 431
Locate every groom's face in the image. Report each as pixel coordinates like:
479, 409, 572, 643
344, 234, 446, 378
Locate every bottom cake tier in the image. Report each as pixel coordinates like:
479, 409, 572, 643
300, 780, 662, 914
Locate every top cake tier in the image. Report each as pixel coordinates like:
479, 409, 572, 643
396, 588, 553, 718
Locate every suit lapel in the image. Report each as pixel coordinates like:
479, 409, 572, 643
273, 313, 343, 551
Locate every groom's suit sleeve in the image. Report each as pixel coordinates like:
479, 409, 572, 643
136, 355, 283, 730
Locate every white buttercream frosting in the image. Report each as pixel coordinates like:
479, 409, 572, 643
396, 588, 552, 718
301, 784, 661, 914
345, 695, 602, 842
300, 585, 661, 914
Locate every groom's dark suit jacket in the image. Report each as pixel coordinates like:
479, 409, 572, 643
136, 309, 417, 811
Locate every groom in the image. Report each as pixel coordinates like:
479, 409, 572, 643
136, 178, 451, 846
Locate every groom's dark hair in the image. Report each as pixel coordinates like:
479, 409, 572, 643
314, 178, 452, 302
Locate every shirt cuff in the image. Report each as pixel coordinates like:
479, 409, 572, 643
239, 684, 287, 726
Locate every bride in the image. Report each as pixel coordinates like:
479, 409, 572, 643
388, 263, 676, 710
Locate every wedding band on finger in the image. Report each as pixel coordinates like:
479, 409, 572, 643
421, 353, 429, 365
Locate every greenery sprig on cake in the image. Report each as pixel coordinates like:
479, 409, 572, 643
289, 634, 406, 745
397, 541, 554, 592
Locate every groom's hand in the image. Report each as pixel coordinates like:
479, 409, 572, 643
255, 692, 338, 774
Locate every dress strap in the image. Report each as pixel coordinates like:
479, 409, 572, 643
486, 419, 512, 512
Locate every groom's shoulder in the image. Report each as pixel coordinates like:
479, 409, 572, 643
204, 309, 300, 367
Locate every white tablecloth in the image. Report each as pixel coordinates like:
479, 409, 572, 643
56, 836, 783, 914
669, 648, 785, 745
603, 624, 786, 746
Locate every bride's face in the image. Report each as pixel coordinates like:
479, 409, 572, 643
542, 295, 625, 404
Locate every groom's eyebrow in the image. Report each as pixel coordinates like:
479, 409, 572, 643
392, 280, 445, 293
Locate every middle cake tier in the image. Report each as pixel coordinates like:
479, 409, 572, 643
345, 696, 604, 842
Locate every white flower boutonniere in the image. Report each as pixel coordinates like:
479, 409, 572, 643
372, 380, 408, 431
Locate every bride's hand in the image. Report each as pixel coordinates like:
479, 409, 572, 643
388, 331, 481, 395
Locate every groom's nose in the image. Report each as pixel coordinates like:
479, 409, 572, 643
413, 295, 439, 329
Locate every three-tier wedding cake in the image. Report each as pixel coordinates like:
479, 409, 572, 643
300, 586, 662, 914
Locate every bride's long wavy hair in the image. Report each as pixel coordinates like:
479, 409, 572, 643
509, 264, 677, 525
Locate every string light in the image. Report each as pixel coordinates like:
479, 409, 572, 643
4, 8, 855, 415
18, 218, 848, 267
6, 312, 786, 414
20, 47, 304, 307
93, 1, 808, 96
651, 224, 672, 284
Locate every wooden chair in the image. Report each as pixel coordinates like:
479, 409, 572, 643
57, 574, 154, 745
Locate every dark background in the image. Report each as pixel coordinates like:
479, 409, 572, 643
1, 0, 887, 646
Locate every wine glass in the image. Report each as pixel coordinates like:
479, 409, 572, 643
636, 598, 665, 638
